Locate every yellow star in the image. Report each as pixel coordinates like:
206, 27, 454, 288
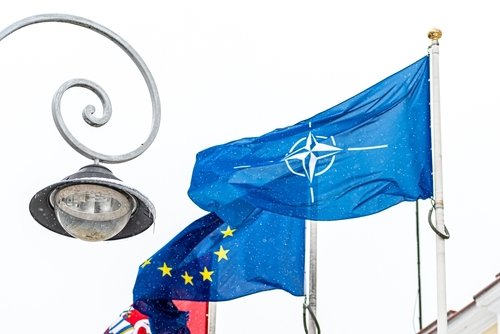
221, 226, 236, 238
199, 267, 214, 282
214, 245, 230, 262
158, 263, 173, 277
141, 258, 152, 268
181, 271, 194, 285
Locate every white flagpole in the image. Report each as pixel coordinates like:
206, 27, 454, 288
208, 302, 216, 334
428, 28, 448, 334
307, 220, 318, 333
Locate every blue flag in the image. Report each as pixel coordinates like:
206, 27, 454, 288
133, 210, 305, 305
188, 56, 432, 221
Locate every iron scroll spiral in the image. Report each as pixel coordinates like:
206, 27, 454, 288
0, 14, 161, 164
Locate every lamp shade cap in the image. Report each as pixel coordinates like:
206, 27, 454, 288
29, 164, 155, 241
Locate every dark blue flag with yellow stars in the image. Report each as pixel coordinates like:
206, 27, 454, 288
133, 209, 305, 306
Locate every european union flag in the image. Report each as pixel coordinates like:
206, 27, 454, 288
133, 210, 305, 305
188, 56, 432, 221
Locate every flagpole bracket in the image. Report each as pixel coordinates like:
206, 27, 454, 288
428, 200, 450, 239
302, 298, 321, 334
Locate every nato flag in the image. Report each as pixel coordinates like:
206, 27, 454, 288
133, 210, 305, 305
188, 56, 432, 221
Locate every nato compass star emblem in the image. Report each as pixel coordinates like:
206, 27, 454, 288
283, 122, 388, 203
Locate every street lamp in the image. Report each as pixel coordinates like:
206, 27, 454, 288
0, 14, 160, 241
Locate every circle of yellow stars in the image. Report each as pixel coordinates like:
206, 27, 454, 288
140, 225, 237, 286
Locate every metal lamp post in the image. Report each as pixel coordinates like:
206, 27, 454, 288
0, 14, 161, 241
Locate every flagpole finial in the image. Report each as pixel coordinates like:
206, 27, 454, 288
428, 28, 442, 41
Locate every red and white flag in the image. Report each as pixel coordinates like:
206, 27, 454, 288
105, 302, 208, 334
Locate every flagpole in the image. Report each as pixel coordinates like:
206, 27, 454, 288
415, 201, 423, 331
208, 302, 216, 334
428, 28, 448, 334
307, 220, 318, 333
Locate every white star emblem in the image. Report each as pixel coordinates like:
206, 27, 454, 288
284, 132, 341, 182
282, 122, 388, 202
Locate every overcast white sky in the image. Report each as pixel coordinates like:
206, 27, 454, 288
1, 1, 499, 333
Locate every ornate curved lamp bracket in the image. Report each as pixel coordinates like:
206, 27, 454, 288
0, 13, 161, 164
